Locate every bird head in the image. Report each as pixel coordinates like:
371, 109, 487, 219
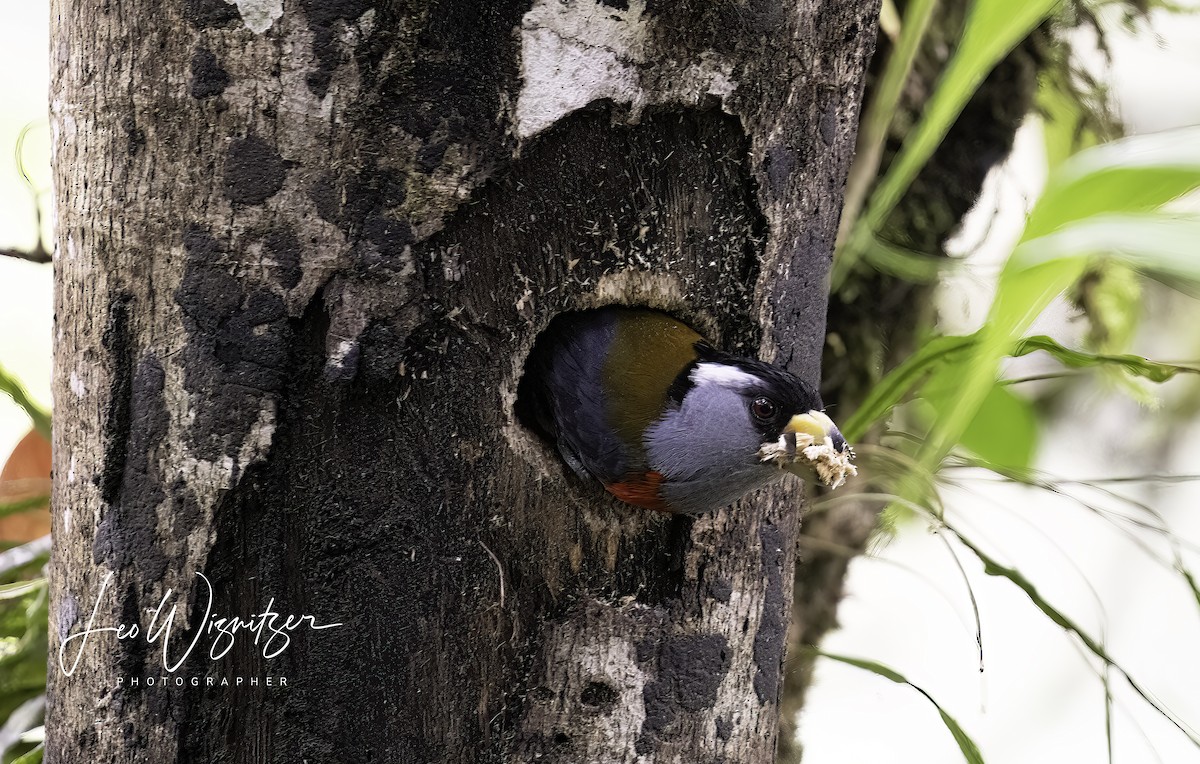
642, 347, 856, 514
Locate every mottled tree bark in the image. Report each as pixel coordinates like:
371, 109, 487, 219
47, 1, 878, 761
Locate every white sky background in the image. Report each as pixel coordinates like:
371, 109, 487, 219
0, 0, 53, 455
1, 3, 1199, 762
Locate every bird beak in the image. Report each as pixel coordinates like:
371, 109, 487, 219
783, 411, 848, 451
778, 410, 855, 486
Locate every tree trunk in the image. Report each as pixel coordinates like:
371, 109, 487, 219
47, 1, 878, 761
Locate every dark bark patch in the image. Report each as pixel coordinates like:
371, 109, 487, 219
414, 140, 448, 174
301, 0, 373, 30
183, 0, 240, 28
305, 27, 338, 98
635, 734, 654, 756
180, 463, 292, 760
744, 0, 788, 35
98, 295, 133, 505
123, 116, 146, 157
359, 321, 406, 385
189, 48, 230, 99
223, 137, 288, 206
93, 354, 169, 582
117, 585, 148, 679
308, 172, 340, 224
300, 0, 372, 97
396, 314, 457, 381
264, 225, 304, 289
580, 681, 618, 711
752, 520, 787, 703
609, 512, 690, 605
178, 298, 465, 764
338, 164, 412, 253
820, 108, 837, 146
765, 142, 798, 197
176, 225, 292, 460
361, 210, 413, 253
639, 633, 730, 746
715, 715, 732, 741
642, 1, 768, 57
331, 0, 527, 233
424, 106, 766, 351
170, 477, 204, 538
705, 576, 733, 603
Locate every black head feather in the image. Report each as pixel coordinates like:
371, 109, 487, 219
667, 343, 825, 441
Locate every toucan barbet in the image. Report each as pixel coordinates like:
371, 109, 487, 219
517, 306, 856, 514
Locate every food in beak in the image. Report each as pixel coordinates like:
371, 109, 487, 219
758, 412, 857, 489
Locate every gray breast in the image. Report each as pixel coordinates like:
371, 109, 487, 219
643, 382, 781, 514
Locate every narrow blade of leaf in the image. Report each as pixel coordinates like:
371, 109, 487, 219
1013, 335, 1200, 383
812, 649, 985, 764
0, 365, 50, 441
0, 496, 50, 521
947, 523, 1200, 749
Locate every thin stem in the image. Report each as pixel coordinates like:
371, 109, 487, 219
0, 246, 51, 264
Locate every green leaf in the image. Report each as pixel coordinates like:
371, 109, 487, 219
835, 0, 1062, 284
921, 365, 1039, 469
861, 236, 952, 283
10, 743, 43, 764
1072, 262, 1142, 355
957, 383, 1038, 469
845, 328, 1195, 454
845, 130, 1200, 474
1012, 335, 1200, 383
1014, 213, 1200, 281
0, 366, 49, 442
0, 696, 43, 762
1038, 69, 1105, 171
841, 334, 975, 442
0, 537, 50, 580
837, 0, 937, 248
812, 649, 985, 764
0, 582, 43, 602
1023, 126, 1200, 241
0, 575, 48, 726
0, 498, 49, 522
918, 127, 1200, 479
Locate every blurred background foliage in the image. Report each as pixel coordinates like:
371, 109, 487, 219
796, 0, 1200, 761
2, 0, 1199, 763
1, 20, 53, 757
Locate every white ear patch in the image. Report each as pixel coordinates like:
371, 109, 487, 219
690, 362, 757, 391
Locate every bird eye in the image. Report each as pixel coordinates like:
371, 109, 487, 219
751, 397, 777, 422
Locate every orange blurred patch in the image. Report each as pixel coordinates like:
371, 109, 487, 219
0, 429, 52, 543
605, 470, 671, 513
